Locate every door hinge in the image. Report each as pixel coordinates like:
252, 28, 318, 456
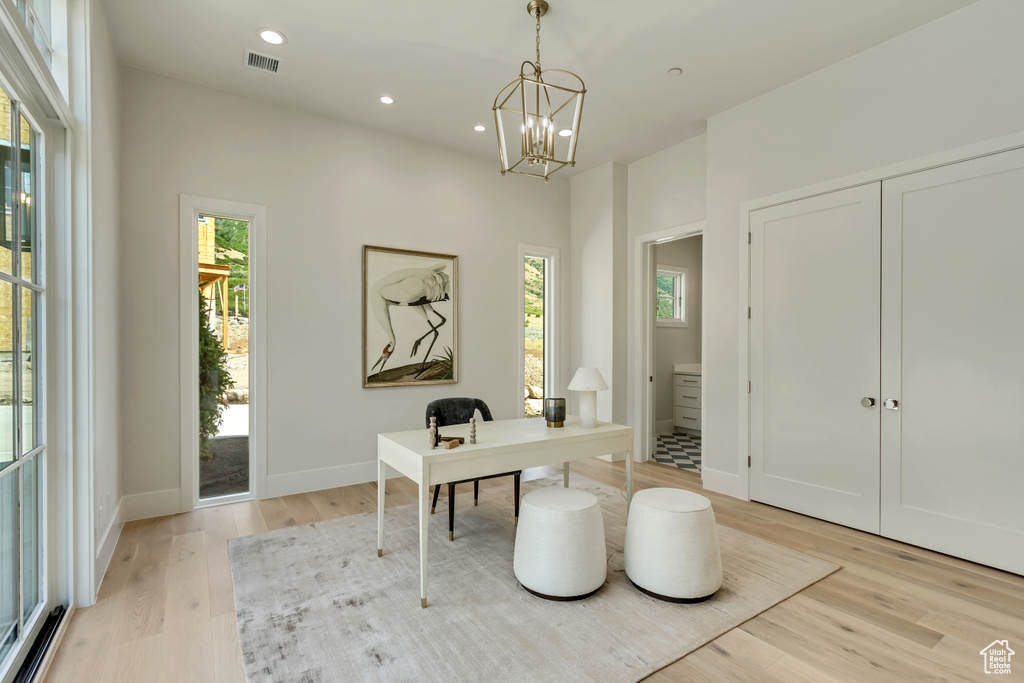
748, 233, 751, 245
747, 381, 751, 393
748, 307, 751, 319
748, 455, 751, 468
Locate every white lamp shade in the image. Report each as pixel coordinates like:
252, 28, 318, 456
567, 367, 608, 392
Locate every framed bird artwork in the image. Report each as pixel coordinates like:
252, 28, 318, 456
362, 245, 459, 388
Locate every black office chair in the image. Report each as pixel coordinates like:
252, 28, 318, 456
425, 398, 522, 541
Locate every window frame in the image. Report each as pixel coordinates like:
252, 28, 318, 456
518, 244, 559, 418
655, 265, 687, 328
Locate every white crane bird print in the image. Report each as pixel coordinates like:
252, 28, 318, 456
363, 246, 458, 387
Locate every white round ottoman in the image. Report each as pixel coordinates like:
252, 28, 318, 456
513, 488, 607, 600
624, 488, 722, 602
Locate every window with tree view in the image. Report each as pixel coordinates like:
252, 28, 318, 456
656, 266, 687, 325
524, 256, 545, 417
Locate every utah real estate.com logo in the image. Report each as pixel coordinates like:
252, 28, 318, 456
980, 640, 1014, 675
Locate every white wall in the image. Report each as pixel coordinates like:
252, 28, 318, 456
569, 162, 627, 425
623, 135, 707, 457
702, 0, 1024, 495
67, 0, 121, 602
89, 0, 121, 570
627, 136, 707, 241
118, 68, 570, 511
653, 235, 702, 425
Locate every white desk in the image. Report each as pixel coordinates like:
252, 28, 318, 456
376, 416, 634, 608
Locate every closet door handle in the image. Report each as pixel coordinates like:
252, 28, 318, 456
861, 397, 876, 408
884, 399, 899, 410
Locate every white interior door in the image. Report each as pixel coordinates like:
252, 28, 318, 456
881, 147, 1024, 575
751, 184, 881, 533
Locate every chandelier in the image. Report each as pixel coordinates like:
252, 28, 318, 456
493, 0, 585, 181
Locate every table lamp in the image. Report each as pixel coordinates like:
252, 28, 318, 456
568, 367, 608, 429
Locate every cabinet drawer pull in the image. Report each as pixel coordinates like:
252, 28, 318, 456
681, 416, 697, 421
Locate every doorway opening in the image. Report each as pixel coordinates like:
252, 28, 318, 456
198, 214, 250, 500
650, 235, 703, 474
180, 194, 266, 511
630, 221, 704, 466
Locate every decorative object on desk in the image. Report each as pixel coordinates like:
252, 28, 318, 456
443, 439, 461, 450
228, 473, 838, 683
543, 397, 566, 428
429, 415, 438, 449
425, 398, 521, 540
469, 417, 477, 444
567, 367, 608, 428
363, 245, 458, 388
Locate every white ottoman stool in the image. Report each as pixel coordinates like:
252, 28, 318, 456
624, 488, 722, 602
513, 488, 607, 600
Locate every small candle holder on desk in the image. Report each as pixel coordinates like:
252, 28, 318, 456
544, 398, 566, 428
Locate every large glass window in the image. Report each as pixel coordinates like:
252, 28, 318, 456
0, 81, 45, 678
524, 256, 546, 417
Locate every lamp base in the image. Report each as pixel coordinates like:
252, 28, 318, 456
546, 421, 564, 428
578, 391, 597, 429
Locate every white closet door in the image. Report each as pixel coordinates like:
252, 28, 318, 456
751, 184, 881, 533
881, 148, 1024, 575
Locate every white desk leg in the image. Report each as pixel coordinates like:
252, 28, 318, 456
419, 469, 430, 609
625, 448, 634, 510
377, 457, 385, 557
563, 462, 570, 488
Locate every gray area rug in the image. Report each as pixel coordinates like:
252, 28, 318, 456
228, 475, 838, 682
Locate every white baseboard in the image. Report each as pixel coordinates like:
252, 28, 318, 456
266, 460, 393, 498
701, 468, 745, 500
94, 500, 122, 588
655, 419, 675, 435
597, 452, 626, 463
122, 488, 182, 521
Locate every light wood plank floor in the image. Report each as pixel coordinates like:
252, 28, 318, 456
44, 459, 1024, 682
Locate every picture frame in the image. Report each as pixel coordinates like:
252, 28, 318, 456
362, 245, 459, 388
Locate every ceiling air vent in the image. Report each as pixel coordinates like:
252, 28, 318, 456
245, 50, 280, 74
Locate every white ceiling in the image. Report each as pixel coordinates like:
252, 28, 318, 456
103, 0, 977, 176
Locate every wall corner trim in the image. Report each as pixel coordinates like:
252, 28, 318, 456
122, 488, 182, 522
701, 467, 745, 500
91, 500, 123, 604
266, 460, 386, 499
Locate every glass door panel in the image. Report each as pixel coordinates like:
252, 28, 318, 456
20, 288, 35, 453
21, 457, 38, 623
18, 115, 34, 284
0, 86, 11, 278
0, 281, 12, 471
0, 471, 17, 662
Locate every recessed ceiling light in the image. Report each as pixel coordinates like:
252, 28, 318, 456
668, 67, 683, 76
258, 29, 286, 45
558, 129, 572, 137
380, 96, 394, 105
474, 125, 486, 132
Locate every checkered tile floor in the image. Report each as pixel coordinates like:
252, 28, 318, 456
653, 432, 701, 473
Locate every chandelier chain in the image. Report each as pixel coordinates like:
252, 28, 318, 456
535, 8, 541, 69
